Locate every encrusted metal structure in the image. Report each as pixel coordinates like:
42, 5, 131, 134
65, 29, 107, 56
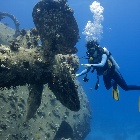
0, 0, 91, 139
32, 0, 79, 56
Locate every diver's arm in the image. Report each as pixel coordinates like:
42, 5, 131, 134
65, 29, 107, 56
93, 54, 107, 67
83, 54, 107, 67
76, 67, 91, 77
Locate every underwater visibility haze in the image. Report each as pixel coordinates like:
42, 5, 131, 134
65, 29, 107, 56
1, 0, 140, 140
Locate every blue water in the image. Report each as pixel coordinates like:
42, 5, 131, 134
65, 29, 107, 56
1, 0, 140, 139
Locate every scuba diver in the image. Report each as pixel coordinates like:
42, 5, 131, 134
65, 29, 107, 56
75, 40, 140, 100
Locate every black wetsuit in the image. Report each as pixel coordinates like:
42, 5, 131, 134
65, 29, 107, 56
77, 49, 140, 91
103, 67, 140, 91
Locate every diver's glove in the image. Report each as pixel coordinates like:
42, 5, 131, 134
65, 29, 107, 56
81, 64, 92, 68
75, 74, 80, 77
72, 74, 80, 78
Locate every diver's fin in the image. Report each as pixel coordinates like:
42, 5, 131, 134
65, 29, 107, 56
112, 84, 120, 101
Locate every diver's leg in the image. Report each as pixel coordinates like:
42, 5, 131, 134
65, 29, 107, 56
103, 75, 113, 90
112, 69, 140, 91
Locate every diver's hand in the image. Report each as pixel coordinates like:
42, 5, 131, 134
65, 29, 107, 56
75, 74, 80, 77
72, 74, 79, 78
81, 64, 92, 68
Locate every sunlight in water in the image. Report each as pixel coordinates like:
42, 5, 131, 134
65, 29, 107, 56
83, 1, 104, 41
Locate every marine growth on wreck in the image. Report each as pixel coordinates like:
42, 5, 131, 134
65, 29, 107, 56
0, 0, 91, 140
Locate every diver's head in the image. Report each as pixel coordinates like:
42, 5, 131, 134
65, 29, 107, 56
86, 40, 99, 49
86, 40, 99, 57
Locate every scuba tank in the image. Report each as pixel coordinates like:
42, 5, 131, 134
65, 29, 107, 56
103, 47, 120, 70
